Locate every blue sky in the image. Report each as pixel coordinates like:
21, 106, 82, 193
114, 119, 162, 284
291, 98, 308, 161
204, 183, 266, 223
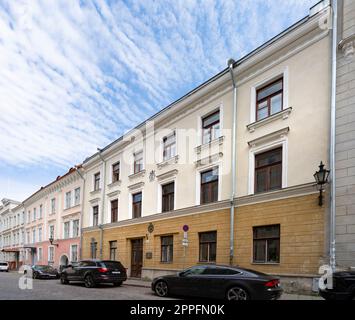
0, 0, 316, 201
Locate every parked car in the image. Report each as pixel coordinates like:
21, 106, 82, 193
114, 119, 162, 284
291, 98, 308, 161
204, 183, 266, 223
319, 270, 355, 300
60, 260, 127, 288
0, 262, 9, 272
152, 265, 283, 300
31, 265, 60, 279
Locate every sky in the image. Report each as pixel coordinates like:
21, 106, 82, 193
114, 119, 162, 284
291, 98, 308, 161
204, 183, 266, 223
0, 0, 317, 201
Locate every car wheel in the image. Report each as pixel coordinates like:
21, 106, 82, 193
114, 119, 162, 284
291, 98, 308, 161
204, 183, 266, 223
60, 274, 69, 285
155, 280, 169, 297
113, 281, 123, 287
226, 286, 249, 301
84, 274, 96, 288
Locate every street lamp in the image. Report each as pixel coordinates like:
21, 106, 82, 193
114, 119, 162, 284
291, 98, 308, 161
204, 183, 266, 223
49, 236, 58, 247
313, 161, 330, 206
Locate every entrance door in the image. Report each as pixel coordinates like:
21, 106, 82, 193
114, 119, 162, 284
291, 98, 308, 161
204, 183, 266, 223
131, 239, 143, 278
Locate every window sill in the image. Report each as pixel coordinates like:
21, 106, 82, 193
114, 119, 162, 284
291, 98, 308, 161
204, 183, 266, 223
160, 261, 173, 264
197, 261, 216, 265
108, 180, 121, 188
247, 107, 292, 133
157, 155, 179, 169
90, 189, 101, 196
195, 136, 224, 154
251, 262, 280, 265
63, 204, 80, 212
129, 170, 146, 180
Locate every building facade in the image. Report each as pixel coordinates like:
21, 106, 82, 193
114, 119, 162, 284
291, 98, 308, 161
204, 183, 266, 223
335, 0, 355, 268
80, 2, 332, 292
0, 199, 25, 270
22, 167, 84, 270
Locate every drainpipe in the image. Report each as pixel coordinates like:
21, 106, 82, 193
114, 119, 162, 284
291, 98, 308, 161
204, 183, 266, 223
74, 166, 85, 261
97, 149, 107, 260
228, 59, 237, 266
329, 0, 337, 271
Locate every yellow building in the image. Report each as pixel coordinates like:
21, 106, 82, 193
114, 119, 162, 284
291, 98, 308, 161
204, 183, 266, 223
81, 2, 332, 293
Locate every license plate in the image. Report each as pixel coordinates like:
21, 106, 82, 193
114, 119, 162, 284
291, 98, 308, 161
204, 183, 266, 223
112, 271, 120, 274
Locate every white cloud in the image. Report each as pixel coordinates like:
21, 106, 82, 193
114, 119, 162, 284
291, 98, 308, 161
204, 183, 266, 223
0, 0, 316, 170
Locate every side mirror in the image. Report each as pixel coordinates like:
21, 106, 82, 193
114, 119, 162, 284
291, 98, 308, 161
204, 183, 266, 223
178, 271, 185, 277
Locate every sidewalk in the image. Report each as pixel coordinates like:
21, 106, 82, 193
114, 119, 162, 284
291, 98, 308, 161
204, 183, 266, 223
125, 278, 323, 300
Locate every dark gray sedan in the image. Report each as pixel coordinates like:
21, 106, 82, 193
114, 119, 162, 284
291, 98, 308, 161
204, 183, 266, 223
152, 265, 283, 300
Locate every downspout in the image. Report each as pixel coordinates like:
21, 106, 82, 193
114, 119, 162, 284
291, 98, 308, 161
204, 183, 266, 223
74, 166, 85, 261
228, 59, 237, 265
329, 0, 337, 271
97, 150, 107, 260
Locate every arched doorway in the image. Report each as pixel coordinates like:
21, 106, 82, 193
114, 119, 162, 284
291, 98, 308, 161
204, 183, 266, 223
59, 255, 69, 272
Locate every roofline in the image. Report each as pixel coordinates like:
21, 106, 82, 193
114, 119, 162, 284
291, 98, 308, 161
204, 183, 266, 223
83, 4, 326, 165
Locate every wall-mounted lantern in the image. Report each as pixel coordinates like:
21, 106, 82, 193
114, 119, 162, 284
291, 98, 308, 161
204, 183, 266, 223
313, 161, 330, 206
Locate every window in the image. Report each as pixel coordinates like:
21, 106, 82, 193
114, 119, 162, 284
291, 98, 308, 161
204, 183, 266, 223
65, 191, 72, 209
162, 182, 174, 212
202, 110, 220, 144
32, 229, 36, 243
94, 172, 100, 191
51, 198, 56, 214
26, 231, 30, 244
91, 242, 97, 259
109, 241, 117, 260
38, 227, 42, 242
49, 225, 54, 239
111, 200, 118, 223
256, 78, 283, 121
134, 151, 143, 174
161, 236, 173, 263
33, 208, 36, 221
255, 148, 282, 193
112, 162, 120, 183
163, 133, 176, 161
199, 231, 217, 262
72, 220, 80, 238
200, 168, 218, 204
132, 192, 142, 219
39, 205, 43, 219
64, 221, 70, 239
48, 247, 54, 263
38, 248, 42, 262
93, 206, 99, 226
74, 188, 80, 205
71, 245, 78, 263
253, 225, 280, 263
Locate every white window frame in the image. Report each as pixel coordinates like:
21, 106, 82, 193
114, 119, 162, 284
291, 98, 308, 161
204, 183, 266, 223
48, 246, 54, 263
93, 172, 101, 191
195, 164, 222, 206
248, 137, 288, 195
72, 219, 80, 238
91, 205, 99, 227
51, 198, 56, 214
161, 130, 177, 162
70, 244, 78, 263
157, 179, 177, 214
65, 191, 72, 209
37, 247, 43, 262
197, 103, 223, 146
133, 150, 144, 174
74, 187, 81, 205
250, 67, 289, 124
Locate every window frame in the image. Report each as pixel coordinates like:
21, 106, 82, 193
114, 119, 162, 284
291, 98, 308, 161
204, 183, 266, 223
94, 172, 100, 191
254, 147, 282, 193
253, 224, 280, 264
162, 132, 176, 161
112, 162, 120, 183
162, 182, 175, 213
202, 110, 220, 145
109, 240, 117, 261
160, 235, 173, 263
199, 231, 217, 263
111, 199, 118, 223
133, 151, 144, 174
132, 192, 142, 219
92, 206, 99, 226
200, 167, 219, 205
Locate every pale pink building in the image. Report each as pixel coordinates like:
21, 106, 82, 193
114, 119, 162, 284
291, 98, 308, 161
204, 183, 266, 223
22, 166, 84, 270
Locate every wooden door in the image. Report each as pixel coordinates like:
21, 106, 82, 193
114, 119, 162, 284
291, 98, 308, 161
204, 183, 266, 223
131, 238, 143, 278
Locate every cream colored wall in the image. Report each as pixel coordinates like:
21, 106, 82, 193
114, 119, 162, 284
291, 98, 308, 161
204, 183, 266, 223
82, 32, 331, 228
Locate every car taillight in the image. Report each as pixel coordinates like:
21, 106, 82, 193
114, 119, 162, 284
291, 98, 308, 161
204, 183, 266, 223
98, 268, 108, 273
265, 279, 280, 287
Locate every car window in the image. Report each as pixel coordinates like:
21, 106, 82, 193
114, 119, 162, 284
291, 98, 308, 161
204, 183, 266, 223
0, 263, 7, 266
183, 266, 206, 276
191, 266, 241, 275
101, 261, 124, 270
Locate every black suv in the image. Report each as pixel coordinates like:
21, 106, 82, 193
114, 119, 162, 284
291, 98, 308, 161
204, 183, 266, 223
60, 260, 127, 288
319, 270, 355, 300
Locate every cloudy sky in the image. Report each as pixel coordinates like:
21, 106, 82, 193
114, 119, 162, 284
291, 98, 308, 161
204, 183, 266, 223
0, 0, 316, 201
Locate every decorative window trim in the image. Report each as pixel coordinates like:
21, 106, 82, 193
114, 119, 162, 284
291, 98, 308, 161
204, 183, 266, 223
107, 190, 121, 199
195, 136, 225, 154
107, 180, 122, 189
195, 164, 222, 206
156, 169, 178, 182
248, 129, 289, 195
249, 67, 289, 124
195, 152, 223, 168
128, 169, 146, 180
128, 182, 145, 192
247, 107, 292, 133
157, 155, 179, 169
